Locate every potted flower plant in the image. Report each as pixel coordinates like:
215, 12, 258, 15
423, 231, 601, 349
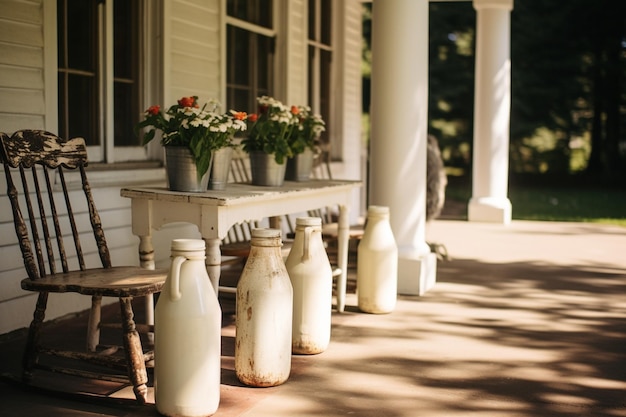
136, 96, 247, 191
242, 96, 299, 186
285, 105, 326, 181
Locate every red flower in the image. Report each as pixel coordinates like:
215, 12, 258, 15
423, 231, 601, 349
248, 113, 259, 123
257, 104, 269, 114
291, 105, 299, 115
233, 111, 247, 121
146, 105, 160, 116
177, 96, 196, 108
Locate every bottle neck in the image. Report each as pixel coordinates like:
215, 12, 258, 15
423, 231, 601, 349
295, 225, 322, 233
250, 237, 283, 248
368, 214, 389, 222
170, 250, 206, 260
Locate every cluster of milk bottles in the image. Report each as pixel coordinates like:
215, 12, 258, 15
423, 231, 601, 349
154, 206, 397, 416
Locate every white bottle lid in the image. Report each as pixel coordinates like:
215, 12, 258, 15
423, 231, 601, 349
171, 238, 206, 252
295, 217, 322, 227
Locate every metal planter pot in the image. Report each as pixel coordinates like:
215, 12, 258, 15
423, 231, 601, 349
285, 147, 314, 182
165, 146, 212, 192
249, 151, 286, 187
209, 146, 234, 190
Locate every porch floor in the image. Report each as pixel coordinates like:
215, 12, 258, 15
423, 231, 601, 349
0, 219, 624, 417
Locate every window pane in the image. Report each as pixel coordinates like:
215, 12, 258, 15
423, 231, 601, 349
309, 0, 331, 44
58, 75, 67, 139
231, 89, 250, 115
228, 26, 250, 86
114, 81, 140, 146
58, 0, 98, 145
321, 0, 332, 45
257, 0, 272, 28
227, 0, 272, 28
256, 35, 273, 93
66, 0, 96, 71
57, 2, 66, 66
226, 26, 274, 113
113, 0, 140, 146
68, 74, 97, 144
308, 0, 315, 40
114, 0, 136, 79
227, 0, 245, 20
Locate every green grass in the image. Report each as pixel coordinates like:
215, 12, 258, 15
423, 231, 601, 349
445, 174, 626, 227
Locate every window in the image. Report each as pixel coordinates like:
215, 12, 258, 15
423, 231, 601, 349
58, 0, 144, 163
308, 0, 332, 146
226, 0, 275, 114
113, 1, 140, 148
57, 0, 97, 146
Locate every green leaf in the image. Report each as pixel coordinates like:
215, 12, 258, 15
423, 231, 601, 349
142, 129, 156, 146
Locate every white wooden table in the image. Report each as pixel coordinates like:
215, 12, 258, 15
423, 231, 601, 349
121, 180, 361, 313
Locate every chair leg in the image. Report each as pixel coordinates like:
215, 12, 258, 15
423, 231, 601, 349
22, 291, 49, 382
86, 295, 102, 352
119, 297, 149, 404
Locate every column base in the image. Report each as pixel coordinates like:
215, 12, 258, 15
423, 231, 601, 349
397, 252, 437, 296
468, 197, 512, 224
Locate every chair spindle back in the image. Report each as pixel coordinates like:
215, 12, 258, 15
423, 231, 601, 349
0, 130, 111, 280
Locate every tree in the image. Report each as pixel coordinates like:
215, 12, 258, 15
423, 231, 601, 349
428, 1, 476, 170
510, 0, 625, 176
363, 0, 626, 178
584, 0, 626, 177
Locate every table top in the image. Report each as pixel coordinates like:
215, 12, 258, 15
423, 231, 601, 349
121, 180, 362, 207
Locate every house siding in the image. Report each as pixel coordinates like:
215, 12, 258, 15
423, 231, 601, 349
165, 0, 222, 104
0, 0, 47, 334
285, 0, 308, 104
338, 0, 364, 181
0, 0, 46, 132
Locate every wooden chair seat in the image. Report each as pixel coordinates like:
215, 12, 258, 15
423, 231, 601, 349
1, 130, 166, 404
21, 266, 165, 297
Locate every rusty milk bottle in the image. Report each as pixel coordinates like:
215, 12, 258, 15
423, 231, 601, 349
155, 239, 221, 417
357, 205, 398, 314
235, 228, 293, 387
285, 217, 333, 354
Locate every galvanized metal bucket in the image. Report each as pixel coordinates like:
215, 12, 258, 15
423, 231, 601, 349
208, 146, 233, 190
249, 150, 286, 187
285, 147, 314, 182
165, 146, 212, 192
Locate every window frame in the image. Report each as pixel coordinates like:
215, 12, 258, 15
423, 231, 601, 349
57, 0, 147, 164
307, 0, 334, 152
224, 0, 278, 114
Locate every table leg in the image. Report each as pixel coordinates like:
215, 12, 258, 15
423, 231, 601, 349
336, 204, 350, 313
138, 234, 155, 344
205, 238, 222, 295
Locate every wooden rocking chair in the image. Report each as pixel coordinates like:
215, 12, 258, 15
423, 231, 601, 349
0, 130, 166, 404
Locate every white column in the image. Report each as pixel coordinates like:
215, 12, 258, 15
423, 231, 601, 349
469, 0, 514, 223
370, 0, 436, 296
